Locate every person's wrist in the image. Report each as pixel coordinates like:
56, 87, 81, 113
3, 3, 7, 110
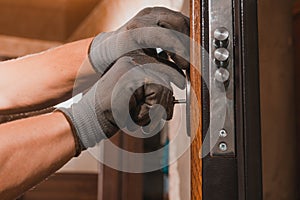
54, 110, 84, 157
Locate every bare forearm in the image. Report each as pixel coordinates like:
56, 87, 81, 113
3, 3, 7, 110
0, 112, 75, 200
0, 38, 98, 115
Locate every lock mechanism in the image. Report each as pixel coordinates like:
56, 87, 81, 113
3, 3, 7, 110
209, 0, 235, 157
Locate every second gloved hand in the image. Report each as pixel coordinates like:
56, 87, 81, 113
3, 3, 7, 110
89, 7, 190, 75
58, 51, 186, 155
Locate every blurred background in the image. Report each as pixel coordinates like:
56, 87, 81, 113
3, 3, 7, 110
0, 0, 300, 199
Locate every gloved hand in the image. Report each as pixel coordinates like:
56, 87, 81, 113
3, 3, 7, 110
89, 7, 190, 76
58, 50, 186, 156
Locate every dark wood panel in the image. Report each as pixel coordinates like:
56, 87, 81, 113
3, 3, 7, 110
293, 5, 300, 198
21, 173, 98, 200
98, 130, 165, 200
98, 133, 123, 200
98, 132, 144, 200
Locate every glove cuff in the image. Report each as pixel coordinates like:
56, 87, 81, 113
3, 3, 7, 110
57, 102, 107, 154
89, 32, 113, 74
56, 109, 85, 157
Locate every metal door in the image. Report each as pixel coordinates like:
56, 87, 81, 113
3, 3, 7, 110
190, 0, 262, 199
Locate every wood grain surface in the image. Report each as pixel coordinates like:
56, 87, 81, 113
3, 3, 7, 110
190, 0, 202, 199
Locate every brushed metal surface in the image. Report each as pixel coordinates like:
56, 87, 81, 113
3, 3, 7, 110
209, 0, 235, 156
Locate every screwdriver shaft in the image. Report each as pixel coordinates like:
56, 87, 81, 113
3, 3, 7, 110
173, 99, 187, 104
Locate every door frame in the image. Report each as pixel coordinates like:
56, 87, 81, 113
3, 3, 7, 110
190, 0, 262, 199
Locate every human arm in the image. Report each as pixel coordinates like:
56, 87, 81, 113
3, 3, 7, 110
0, 38, 98, 115
0, 111, 76, 200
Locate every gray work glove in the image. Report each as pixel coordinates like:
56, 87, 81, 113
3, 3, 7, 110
58, 50, 186, 156
89, 7, 190, 75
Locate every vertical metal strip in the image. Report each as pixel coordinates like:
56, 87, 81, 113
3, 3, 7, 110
209, 0, 235, 156
202, 0, 238, 199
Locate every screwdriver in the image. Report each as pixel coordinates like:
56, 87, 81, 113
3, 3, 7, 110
173, 99, 186, 104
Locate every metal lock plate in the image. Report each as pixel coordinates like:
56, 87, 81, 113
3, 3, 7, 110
209, 0, 235, 156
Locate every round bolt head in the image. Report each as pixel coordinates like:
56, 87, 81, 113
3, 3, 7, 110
214, 27, 230, 41
219, 142, 228, 152
219, 129, 228, 138
214, 48, 230, 62
215, 68, 230, 84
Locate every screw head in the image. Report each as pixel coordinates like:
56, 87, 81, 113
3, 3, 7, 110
219, 129, 228, 138
219, 142, 228, 152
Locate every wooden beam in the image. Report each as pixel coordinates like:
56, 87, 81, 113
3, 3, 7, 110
68, 1, 111, 41
0, 35, 62, 58
68, 0, 185, 42
0, 0, 99, 41
190, 0, 202, 199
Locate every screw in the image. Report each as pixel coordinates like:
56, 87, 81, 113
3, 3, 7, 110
219, 129, 228, 138
219, 142, 228, 152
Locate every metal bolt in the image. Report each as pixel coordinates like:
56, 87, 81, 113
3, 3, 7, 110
219, 129, 228, 138
214, 48, 230, 62
215, 68, 230, 84
219, 142, 228, 152
214, 27, 230, 41
214, 28, 230, 48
